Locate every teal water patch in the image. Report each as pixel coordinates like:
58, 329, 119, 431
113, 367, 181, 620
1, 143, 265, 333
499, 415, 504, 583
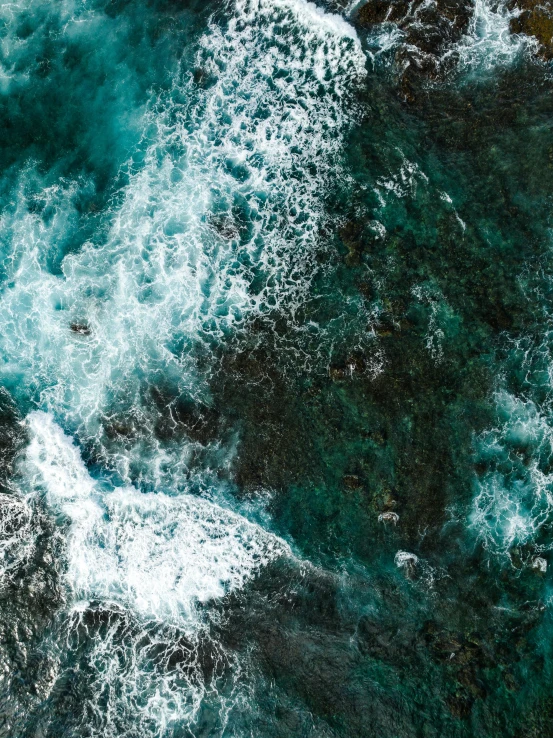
207, 43, 553, 736
1, 0, 553, 736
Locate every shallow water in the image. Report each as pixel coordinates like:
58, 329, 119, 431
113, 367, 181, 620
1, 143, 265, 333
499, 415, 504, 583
0, 0, 553, 735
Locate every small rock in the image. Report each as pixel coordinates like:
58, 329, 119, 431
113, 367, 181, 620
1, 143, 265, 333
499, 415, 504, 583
343, 474, 363, 490
209, 215, 239, 240
70, 323, 91, 336
379, 511, 399, 525
329, 366, 347, 382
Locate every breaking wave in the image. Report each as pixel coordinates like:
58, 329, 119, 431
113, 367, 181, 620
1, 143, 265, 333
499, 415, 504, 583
0, 0, 366, 734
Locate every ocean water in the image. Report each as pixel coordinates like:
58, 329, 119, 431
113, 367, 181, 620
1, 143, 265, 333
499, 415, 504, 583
0, 0, 553, 735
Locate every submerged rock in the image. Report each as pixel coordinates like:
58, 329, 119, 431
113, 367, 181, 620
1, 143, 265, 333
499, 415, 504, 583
208, 214, 240, 241
343, 474, 363, 490
357, 0, 472, 39
509, 0, 553, 59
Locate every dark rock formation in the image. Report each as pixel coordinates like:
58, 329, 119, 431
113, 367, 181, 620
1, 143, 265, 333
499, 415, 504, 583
355, 0, 475, 97
509, 0, 553, 59
70, 322, 91, 336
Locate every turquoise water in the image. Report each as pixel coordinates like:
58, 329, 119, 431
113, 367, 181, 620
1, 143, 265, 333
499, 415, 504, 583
0, 0, 552, 735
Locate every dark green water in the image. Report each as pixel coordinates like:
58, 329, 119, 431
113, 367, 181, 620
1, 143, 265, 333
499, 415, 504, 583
0, 0, 552, 736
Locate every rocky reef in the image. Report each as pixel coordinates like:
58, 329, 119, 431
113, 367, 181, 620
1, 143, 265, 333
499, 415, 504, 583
509, 0, 553, 59
354, 0, 474, 99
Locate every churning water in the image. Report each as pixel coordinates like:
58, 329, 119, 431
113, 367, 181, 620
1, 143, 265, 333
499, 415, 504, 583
1, 0, 553, 735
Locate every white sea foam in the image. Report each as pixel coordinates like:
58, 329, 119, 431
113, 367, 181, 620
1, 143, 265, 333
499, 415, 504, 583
375, 157, 429, 203
0, 0, 365, 732
24, 411, 289, 627
411, 283, 454, 363
278, 0, 362, 40
0, 0, 366, 468
395, 550, 419, 568
395, 550, 446, 590
471, 391, 553, 557
19, 410, 290, 734
453, 0, 528, 73
0, 492, 34, 586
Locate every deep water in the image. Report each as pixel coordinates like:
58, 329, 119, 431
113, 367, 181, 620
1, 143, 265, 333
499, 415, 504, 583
1, 0, 553, 736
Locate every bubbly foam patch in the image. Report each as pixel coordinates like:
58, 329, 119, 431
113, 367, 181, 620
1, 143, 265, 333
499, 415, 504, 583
471, 391, 553, 559
0, 493, 34, 587
20, 410, 288, 734
25, 411, 289, 627
455, 0, 529, 73
0, 0, 366, 480
364, 0, 529, 75
0, 1, 364, 732
275, 0, 362, 39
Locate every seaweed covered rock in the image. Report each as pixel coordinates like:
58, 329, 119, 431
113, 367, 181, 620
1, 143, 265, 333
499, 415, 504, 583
509, 0, 553, 59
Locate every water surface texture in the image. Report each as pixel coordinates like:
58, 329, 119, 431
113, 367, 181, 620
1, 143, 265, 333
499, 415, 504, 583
0, 0, 553, 736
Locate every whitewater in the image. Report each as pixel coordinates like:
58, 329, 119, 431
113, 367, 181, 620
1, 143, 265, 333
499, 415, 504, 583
0, 0, 367, 734
2, 0, 553, 734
